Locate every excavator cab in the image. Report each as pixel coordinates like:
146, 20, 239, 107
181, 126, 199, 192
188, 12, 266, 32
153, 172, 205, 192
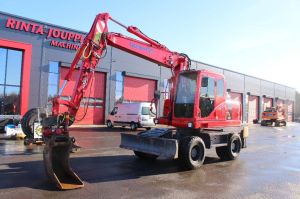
169, 70, 227, 128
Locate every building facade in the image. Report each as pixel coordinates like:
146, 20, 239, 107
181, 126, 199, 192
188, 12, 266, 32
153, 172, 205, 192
0, 11, 296, 124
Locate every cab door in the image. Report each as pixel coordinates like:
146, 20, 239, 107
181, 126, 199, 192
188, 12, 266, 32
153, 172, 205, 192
199, 75, 215, 119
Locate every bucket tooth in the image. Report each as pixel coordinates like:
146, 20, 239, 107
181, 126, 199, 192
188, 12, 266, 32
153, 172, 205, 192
43, 136, 84, 190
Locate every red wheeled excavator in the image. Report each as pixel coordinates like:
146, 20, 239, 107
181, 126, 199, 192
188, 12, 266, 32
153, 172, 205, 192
21, 13, 249, 190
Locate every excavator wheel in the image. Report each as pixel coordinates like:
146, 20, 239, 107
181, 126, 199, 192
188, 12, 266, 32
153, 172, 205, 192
179, 136, 206, 170
216, 134, 241, 161
21, 108, 47, 138
43, 136, 84, 190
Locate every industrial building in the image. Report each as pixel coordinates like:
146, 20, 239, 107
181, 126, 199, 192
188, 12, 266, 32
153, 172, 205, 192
0, 11, 296, 125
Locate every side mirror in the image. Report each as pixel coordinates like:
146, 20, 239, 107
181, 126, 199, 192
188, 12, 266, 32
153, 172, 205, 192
110, 111, 115, 115
227, 88, 231, 92
154, 90, 160, 100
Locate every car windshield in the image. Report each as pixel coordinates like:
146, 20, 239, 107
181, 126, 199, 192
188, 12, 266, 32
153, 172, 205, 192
174, 72, 197, 118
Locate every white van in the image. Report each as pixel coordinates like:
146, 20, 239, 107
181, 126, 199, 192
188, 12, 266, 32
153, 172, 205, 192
107, 102, 156, 130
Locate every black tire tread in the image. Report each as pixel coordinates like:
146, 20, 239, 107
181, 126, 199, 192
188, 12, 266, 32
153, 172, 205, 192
216, 134, 241, 161
179, 136, 206, 170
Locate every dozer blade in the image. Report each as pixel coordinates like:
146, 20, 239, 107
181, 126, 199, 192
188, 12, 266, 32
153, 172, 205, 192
120, 133, 178, 159
43, 136, 84, 190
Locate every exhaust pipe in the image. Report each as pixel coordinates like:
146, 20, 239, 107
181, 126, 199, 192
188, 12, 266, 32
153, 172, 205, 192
43, 136, 84, 190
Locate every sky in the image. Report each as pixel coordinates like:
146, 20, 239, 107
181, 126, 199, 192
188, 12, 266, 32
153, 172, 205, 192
1, 0, 299, 91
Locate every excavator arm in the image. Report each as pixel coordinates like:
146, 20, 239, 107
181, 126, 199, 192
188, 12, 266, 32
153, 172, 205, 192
39, 13, 190, 190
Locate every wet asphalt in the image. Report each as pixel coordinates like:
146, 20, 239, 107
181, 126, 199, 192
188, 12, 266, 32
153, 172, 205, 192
0, 123, 300, 199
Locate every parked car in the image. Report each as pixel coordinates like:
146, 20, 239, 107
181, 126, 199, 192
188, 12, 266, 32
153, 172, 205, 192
107, 102, 156, 130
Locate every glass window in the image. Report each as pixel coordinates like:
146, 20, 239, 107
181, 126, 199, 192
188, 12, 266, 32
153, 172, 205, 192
217, 79, 224, 97
49, 61, 59, 73
174, 72, 197, 118
0, 86, 4, 114
200, 77, 215, 98
0, 47, 23, 115
111, 107, 118, 115
200, 76, 215, 118
142, 107, 150, 115
115, 81, 123, 92
116, 72, 123, 81
4, 86, 20, 115
115, 71, 124, 104
163, 79, 170, 99
0, 48, 7, 84
48, 61, 59, 100
6, 49, 22, 86
48, 73, 59, 86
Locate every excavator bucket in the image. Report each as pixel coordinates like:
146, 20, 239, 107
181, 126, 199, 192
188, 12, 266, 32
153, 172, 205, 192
43, 136, 84, 190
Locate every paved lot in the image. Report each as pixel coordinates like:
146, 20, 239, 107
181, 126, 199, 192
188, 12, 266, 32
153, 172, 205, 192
0, 124, 300, 199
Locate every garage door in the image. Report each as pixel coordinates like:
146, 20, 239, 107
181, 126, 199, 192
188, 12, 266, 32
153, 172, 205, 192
59, 67, 106, 125
228, 92, 242, 120
263, 97, 273, 110
248, 95, 259, 123
276, 99, 284, 108
287, 101, 294, 122
124, 76, 156, 102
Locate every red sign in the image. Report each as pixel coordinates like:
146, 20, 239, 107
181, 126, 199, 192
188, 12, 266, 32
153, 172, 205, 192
5, 18, 84, 51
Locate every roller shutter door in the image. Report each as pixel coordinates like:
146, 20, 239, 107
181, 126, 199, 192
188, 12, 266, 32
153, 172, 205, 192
287, 101, 294, 122
229, 92, 242, 103
248, 95, 259, 123
59, 67, 106, 125
276, 99, 284, 108
263, 97, 273, 110
124, 76, 156, 102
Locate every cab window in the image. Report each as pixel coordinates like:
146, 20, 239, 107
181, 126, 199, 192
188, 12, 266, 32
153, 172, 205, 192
200, 76, 215, 117
217, 79, 224, 97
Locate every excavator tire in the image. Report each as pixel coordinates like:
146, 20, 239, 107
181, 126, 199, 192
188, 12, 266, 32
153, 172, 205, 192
216, 134, 241, 160
21, 108, 46, 138
179, 136, 206, 170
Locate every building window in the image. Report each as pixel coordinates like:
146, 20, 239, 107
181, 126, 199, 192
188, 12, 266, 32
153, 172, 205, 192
115, 71, 124, 104
0, 48, 23, 115
48, 61, 59, 100
163, 79, 170, 99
